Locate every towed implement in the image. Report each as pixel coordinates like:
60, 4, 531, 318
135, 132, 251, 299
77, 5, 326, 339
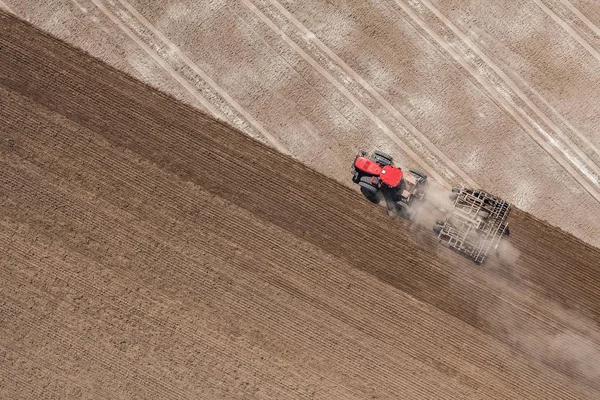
351, 150, 511, 265
433, 186, 511, 265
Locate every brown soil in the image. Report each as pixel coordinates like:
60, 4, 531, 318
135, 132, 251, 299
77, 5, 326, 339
4, 0, 600, 248
2, 12, 600, 399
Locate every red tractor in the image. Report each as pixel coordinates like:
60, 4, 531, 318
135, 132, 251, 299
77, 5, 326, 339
351, 150, 428, 217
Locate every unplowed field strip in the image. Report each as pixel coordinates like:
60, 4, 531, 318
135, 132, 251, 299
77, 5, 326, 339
1, 12, 600, 399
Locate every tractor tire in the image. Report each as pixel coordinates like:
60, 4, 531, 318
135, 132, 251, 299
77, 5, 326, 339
358, 175, 377, 191
358, 175, 380, 203
360, 186, 380, 204
373, 150, 393, 166
409, 169, 428, 181
359, 181, 377, 193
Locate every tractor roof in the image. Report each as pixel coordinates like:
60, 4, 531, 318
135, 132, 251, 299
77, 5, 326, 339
380, 165, 403, 187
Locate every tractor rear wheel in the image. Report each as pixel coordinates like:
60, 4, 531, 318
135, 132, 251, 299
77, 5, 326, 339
373, 150, 393, 166
358, 176, 379, 203
409, 169, 428, 181
360, 186, 380, 204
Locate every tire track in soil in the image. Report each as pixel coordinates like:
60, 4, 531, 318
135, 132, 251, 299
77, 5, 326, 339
417, 0, 600, 180
387, 0, 600, 200
252, 0, 477, 187
534, 0, 600, 63
237, 0, 451, 188
86, 0, 287, 153
560, 0, 600, 37
484, 49, 600, 161
83, 0, 226, 122
0, 0, 13, 14
3, 11, 600, 399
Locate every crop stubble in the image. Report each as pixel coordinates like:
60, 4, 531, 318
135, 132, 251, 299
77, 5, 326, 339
1, 12, 600, 399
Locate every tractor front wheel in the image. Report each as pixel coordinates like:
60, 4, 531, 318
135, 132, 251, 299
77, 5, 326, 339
409, 169, 428, 182
373, 150, 393, 166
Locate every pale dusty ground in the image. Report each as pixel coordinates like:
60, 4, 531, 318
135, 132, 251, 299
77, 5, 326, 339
3, 0, 599, 247
2, 14, 600, 397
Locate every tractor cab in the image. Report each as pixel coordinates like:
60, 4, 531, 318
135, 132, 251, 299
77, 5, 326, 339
351, 150, 428, 218
379, 165, 403, 188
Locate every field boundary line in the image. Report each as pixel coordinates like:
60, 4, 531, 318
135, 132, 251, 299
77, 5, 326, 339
561, 0, 600, 37
0, 0, 14, 14
88, 0, 287, 154
416, 0, 600, 181
114, 0, 288, 154
533, 0, 600, 63
241, 0, 451, 188
387, 0, 600, 203
266, 0, 477, 187
86, 0, 225, 121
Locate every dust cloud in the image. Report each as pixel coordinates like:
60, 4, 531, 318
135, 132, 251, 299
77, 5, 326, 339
404, 180, 454, 229
479, 256, 600, 384
406, 183, 600, 383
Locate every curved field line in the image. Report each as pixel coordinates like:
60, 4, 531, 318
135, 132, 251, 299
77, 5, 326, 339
0, 1, 14, 14
88, 0, 287, 154
417, 0, 600, 181
387, 0, 600, 203
533, 0, 600, 63
266, 0, 477, 188
240, 0, 451, 188
561, 0, 600, 37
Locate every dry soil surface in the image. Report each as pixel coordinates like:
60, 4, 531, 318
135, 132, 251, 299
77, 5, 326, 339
2, 12, 600, 399
2, 0, 600, 248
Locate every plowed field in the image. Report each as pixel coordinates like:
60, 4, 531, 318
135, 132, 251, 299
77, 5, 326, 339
4, 0, 600, 248
2, 11, 600, 399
